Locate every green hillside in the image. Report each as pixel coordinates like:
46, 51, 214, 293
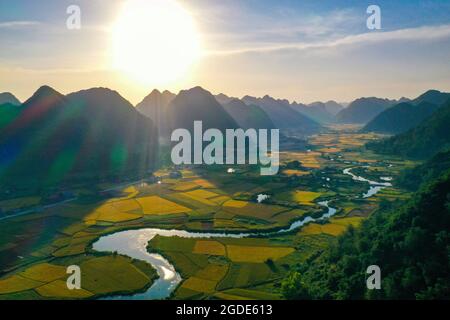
0, 86, 158, 191
362, 102, 440, 134
283, 168, 450, 299
366, 101, 450, 159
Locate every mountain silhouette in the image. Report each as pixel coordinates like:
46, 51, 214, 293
367, 99, 450, 159
165, 86, 239, 138
413, 89, 450, 105
0, 86, 157, 189
215, 93, 235, 105
323, 100, 344, 115
291, 101, 335, 124
222, 98, 275, 130
136, 89, 175, 143
241, 95, 320, 134
363, 102, 440, 134
0, 92, 21, 106
363, 90, 450, 134
336, 97, 396, 124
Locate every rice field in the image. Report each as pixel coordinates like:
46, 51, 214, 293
0, 126, 415, 301
19, 263, 66, 282
276, 190, 322, 205
36, 280, 94, 298
282, 169, 311, 176
226, 245, 294, 263
0, 275, 43, 294
300, 216, 363, 236
195, 264, 228, 281
170, 182, 199, 192
137, 195, 191, 215
280, 151, 321, 168
193, 240, 226, 256
193, 179, 217, 189
223, 200, 287, 220
111, 199, 142, 212
79, 256, 151, 295
83, 203, 142, 223
181, 276, 217, 293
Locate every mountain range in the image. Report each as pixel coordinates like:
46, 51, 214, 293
336, 97, 397, 124
363, 90, 450, 134
2, 85, 449, 192
214, 93, 235, 105
366, 99, 450, 159
290, 101, 336, 124
165, 86, 239, 138
136, 89, 175, 143
222, 98, 275, 130
322, 100, 344, 115
0, 86, 158, 190
241, 95, 320, 133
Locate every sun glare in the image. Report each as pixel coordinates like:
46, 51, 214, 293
112, 0, 201, 86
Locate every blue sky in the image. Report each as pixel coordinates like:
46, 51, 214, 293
1, 0, 450, 104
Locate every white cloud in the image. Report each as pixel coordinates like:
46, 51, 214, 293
0, 20, 41, 28
206, 24, 450, 56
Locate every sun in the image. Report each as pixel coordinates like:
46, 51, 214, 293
112, 0, 201, 85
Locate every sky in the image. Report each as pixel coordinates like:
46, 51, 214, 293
1, 0, 450, 105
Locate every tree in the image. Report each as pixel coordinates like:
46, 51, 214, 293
282, 272, 310, 299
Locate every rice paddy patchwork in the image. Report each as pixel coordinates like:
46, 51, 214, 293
193, 179, 216, 189
300, 216, 363, 236
280, 151, 322, 168
0, 275, 43, 294
217, 263, 277, 290
170, 182, 199, 191
282, 169, 311, 176
181, 276, 217, 293
214, 292, 250, 300
79, 256, 151, 295
226, 245, 294, 263
84, 203, 142, 223
137, 196, 191, 215
193, 240, 226, 256
209, 195, 231, 205
276, 190, 322, 205
19, 263, 67, 282
195, 264, 228, 281
52, 243, 87, 257
317, 147, 342, 153
213, 219, 242, 229
0, 126, 414, 301
272, 209, 308, 224
35, 280, 94, 299
223, 200, 287, 220
180, 189, 220, 206
222, 288, 280, 300
110, 199, 142, 212
180, 189, 218, 207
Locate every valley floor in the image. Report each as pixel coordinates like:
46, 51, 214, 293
0, 125, 419, 300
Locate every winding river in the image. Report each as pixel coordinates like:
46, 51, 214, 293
92, 167, 391, 300
343, 168, 392, 198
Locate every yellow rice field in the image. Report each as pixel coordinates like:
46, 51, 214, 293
226, 245, 294, 263
282, 169, 311, 176
20, 263, 66, 282
181, 276, 217, 293
193, 240, 226, 256
137, 196, 191, 215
